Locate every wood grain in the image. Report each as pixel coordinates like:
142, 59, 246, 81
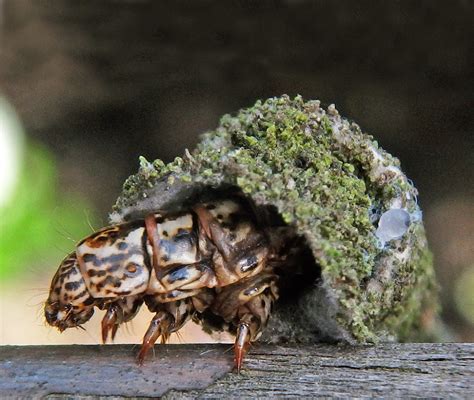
1, 343, 473, 398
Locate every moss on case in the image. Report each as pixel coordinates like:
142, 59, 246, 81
112, 95, 438, 344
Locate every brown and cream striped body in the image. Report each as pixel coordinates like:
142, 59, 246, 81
45, 196, 283, 371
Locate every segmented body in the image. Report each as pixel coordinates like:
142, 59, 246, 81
45, 196, 283, 370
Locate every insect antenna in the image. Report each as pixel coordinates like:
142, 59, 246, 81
55, 230, 77, 244
26, 288, 50, 304
83, 209, 97, 233
123, 320, 135, 336
52, 244, 73, 256
26, 288, 51, 324
174, 330, 184, 344
33, 301, 48, 323
22, 254, 58, 277
34, 306, 47, 326
52, 216, 79, 244
77, 324, 100, 344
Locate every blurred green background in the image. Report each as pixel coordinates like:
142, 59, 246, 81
0, 0, 472, 343
0, 126, 96, 281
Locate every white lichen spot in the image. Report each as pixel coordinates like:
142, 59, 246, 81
410, 209, 423, 223
327, 103, 338, 115
286, 177, 296, 190
375, 208, 411, 244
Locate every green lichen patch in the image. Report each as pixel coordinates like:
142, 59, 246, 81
113, 95, 437, 343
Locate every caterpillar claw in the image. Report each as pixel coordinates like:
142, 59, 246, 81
234, 322, 251, 373
137, 311, 173, 366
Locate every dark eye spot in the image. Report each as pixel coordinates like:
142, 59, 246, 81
162, 230, 168, 237
217, 214, 223, 220
117, 242, 128, 250
45, 310, 57, 324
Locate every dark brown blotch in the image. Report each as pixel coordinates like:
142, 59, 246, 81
103, 275, 122, 288
65, 281, 82, 291
83, 297, 95, 306
82, 253, 100, 266
107, 264, 121, 273
87, 269, 107, 278
73, 290, 88, 300
101, 253, 128, 264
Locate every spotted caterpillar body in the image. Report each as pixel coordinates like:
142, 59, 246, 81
45, 196, 287, 371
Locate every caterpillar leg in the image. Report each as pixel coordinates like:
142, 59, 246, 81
137, 295, 197, 365
233, 292, 275, 373
234, 315, 253, 373
137, 310, 173, 365
101, 296, 143, 343
101, 303, 120, 343
212, 272, 279, 372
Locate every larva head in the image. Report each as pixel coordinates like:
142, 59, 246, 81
44, 252, 96, 331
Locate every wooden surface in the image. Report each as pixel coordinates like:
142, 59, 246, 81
1, 343, 473, 398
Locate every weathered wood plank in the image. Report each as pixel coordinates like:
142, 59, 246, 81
1, 343, 472, 399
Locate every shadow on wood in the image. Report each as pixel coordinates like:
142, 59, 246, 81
0, 343, 473, 398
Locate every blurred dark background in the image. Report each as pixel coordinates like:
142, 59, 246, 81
0, 0, 472, 341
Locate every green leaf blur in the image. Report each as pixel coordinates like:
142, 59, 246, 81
0, 143, 97, 281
